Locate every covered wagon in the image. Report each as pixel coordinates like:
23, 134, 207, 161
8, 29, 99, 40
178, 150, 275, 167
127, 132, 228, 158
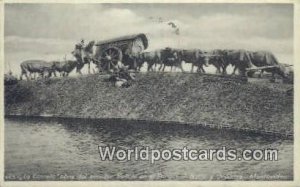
94, 33, 148, 71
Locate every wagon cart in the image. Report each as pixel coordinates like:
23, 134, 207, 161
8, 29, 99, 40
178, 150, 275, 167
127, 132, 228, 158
94, 33, 148, 71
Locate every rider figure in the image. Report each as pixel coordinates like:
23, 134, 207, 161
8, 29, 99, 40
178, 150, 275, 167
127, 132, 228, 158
79, 39, 85, 49
72, 39, 85, 57
71, 39, 86, 73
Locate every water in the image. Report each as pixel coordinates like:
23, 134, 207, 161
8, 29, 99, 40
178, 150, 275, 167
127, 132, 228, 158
5, 116, 293, 181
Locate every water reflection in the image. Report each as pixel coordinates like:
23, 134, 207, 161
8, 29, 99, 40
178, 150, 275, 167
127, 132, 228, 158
5, 116, 293, 181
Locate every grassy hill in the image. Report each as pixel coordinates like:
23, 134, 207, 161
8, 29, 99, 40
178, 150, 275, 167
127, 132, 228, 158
5, 72, 293, 136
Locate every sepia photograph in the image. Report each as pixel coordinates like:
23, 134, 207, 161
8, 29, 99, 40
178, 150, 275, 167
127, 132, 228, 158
1, 1, 298, 185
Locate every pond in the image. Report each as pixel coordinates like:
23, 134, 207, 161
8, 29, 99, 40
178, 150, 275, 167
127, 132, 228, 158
4, 116, 293, 181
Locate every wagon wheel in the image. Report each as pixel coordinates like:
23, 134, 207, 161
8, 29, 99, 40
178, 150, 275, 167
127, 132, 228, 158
100, 47, 123, 71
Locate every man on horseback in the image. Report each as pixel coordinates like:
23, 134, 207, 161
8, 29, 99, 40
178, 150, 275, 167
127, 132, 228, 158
72, 39, 85, 57
78, 39, 85, 50
72, 39, 96, 74
71, 39, 85, 74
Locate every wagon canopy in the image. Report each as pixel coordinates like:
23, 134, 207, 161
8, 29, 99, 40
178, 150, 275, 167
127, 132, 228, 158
96, 33, 148, 50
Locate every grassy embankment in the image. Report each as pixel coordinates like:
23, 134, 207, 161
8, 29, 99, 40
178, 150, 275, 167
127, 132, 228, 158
5, 72, 293, 137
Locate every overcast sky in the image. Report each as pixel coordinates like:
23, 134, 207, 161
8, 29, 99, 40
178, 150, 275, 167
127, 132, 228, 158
5, 3, 293, 74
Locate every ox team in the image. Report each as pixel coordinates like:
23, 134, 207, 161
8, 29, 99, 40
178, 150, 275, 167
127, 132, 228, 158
18, 36, 291, 83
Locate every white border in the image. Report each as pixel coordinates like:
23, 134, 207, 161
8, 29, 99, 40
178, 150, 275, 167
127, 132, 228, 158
0, 1, 299, 187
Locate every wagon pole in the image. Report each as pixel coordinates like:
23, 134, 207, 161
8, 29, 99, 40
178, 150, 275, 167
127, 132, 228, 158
245, 65, 285, 72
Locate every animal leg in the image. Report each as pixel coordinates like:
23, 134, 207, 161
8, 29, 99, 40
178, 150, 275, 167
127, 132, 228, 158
147, 64, 151, 72
147, 62, 152, 72
232, 66, 237, 75
179, 64, 185, 72
150, 61, 155, 71
39, 72, 43, 79
270, 72, 276, 83
20, 66, 27, 80
26, 72, 30, 80
158, 61, 164, 71
259, 70, 264, 78
88, 62, 91, 74
217, 67, 222, 74
157, 64, 161, 71
239, 68, 248, 77
20, 71, 26, 80
201, 66, 206, 73
25, 72, 29, 80
133, 59, 137, 71
222, 65, 228, 75
197, 66, 204, 73
191, 64, 194, 73
48, 71, 53, 78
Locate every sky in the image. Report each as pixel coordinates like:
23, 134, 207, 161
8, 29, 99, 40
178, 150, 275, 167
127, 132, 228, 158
4, 3, 294, 75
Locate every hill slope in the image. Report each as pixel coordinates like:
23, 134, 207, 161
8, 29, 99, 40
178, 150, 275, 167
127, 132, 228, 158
5, 73, 293, 136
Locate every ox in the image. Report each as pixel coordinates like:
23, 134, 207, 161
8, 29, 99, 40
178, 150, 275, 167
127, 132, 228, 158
248, 51, 288, 80
159, 48, 184, 72
52, 60, 78, 77
137, 51, 161, 71
178, 49, 209, 73
207, 49, 231, 74
20, 60, 55, 80
222, 49, 254, 77
207, 49, 254, 76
